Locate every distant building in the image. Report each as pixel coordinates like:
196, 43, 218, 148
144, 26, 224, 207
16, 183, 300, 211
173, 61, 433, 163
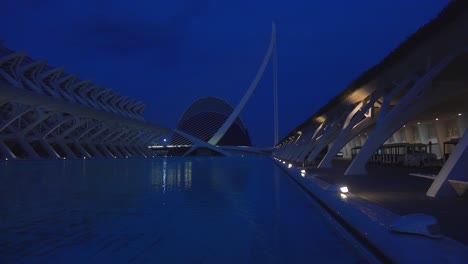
172, 97, 252, 147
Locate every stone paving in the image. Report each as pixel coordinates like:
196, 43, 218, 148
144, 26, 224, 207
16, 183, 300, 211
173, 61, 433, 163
306, 159, 468, 245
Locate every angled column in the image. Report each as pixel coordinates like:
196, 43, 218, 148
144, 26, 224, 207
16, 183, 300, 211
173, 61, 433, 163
345, 53, 458, 175
294, 122, 325, 162
427, 130, 468, 197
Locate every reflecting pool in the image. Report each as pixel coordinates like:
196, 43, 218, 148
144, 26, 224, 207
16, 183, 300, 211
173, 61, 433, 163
0, 157, 362, 263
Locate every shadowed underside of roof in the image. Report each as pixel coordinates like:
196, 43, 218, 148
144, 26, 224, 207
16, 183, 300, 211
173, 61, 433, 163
280, 0, 468, 144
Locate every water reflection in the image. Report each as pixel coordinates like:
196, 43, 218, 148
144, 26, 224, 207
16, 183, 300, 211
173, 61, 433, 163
163, 159, 167, 193
0, 157, 360, 263
150, 159, 192, 192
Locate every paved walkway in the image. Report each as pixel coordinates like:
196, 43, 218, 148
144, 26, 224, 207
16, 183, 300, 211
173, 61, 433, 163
308, 160, 468, 245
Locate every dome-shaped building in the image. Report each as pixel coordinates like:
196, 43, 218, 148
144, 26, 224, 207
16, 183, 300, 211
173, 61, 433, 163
172, 97, 251, 146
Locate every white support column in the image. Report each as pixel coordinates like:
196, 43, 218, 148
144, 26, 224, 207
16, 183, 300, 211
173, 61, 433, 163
130, 146, 145, 157
319, 96, 380, 168
120, 130, 141, 144
40, 139, 60, 158
107, 129, 128, 144
289, 125, 318, 162
73, 141, 91, 158
56, 119, 83, 139
392, 129, 402, 143
427, 130, 468, 197
0, 105, 35, 133
117, 145, 131, 157
457, 114, 468, 137
137, 146, 150, 157
345, 53, 457, 175
434, 120, 447, 159
279, 142, 292, 159
56, 141, 77, 158
87, 126, 109, 142
85, 143, 103, 158
42, 116, 75, 139
417, 123, 429, 144
282, 134, 300, 160
107, 145, 123, 158
122, 146, 137, 157
17, 138, 40, 159
306, 124, 341, 163
97, 144, 114, 158
77, 122, 100, 141
403, 126, 413, 143
0, 141, 16, 159
20, 111, 55, 136
295, 122, 326, 162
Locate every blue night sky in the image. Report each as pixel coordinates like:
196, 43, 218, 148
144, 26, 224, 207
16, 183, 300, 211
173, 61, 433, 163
1, 0, 448, 147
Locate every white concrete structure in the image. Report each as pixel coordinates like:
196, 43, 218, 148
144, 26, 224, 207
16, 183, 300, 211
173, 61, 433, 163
168, 22, 277, 156
274, 2, 468, 197
0, 44, 170, 159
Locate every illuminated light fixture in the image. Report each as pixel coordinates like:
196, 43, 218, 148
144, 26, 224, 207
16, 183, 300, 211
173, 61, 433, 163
163, 138, 167, 142
340, 186, 349, 193
417, 122, 420, 125
403, 125, 406, 127
283, 161, 286, 164
301, 169, 306, 174
458, 113, 462, 116
435, 118, 439, 121
83, 157, 86, 159
5, 158, 8, 161
288, 163, 293, 168
301, 172, 306, 177
340, 193, 347, 199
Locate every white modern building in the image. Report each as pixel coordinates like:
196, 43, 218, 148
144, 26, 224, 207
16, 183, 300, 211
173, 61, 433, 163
0, 43, 170, 160
274, 1, 468, 198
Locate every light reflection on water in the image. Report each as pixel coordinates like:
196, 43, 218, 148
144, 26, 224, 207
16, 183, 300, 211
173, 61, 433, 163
151, 159, 192, 193
0, 157, 360, 263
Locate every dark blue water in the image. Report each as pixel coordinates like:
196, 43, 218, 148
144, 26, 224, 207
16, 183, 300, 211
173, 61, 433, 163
0, 157, 361, 263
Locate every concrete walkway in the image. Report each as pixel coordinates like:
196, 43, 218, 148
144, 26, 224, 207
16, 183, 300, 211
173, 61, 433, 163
307, 159, 468, 245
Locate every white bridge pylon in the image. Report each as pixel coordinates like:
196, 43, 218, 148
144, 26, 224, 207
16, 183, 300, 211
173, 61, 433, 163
182, 22, 278, 155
